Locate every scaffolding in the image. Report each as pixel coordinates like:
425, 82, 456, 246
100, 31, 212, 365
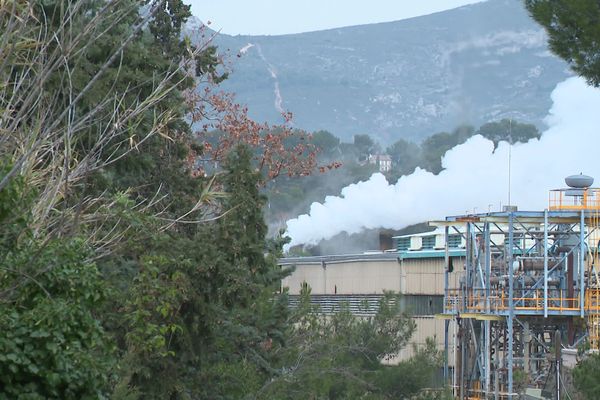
439, 187, 600, 399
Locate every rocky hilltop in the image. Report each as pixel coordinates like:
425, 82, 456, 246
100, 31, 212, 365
197, 0, 570, 143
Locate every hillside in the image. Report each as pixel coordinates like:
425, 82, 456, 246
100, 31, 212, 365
195, 0, 570, 143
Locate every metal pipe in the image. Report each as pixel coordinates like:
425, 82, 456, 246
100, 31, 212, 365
555, 330, 561, 400
466, 222, 472, 295
444, 226, 450, 383
444, 319, 449, 381
445, 226, 449, 305
494, 334, 500, 400
508, 212, 514, 397
544, 209, 549, 318
484, 222, 491, 397
485, 223, 491, 304
460, 321, 465, 400
485, 320, 491, 395
580, 210, 585, 317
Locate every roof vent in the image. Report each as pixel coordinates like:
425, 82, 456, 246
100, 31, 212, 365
565, 173, 593, 189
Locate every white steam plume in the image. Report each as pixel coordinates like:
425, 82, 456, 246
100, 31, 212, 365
285, 77, 600, 248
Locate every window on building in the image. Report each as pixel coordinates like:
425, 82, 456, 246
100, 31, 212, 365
397, 237, 411, 251
422, 235, 436, 249
448, 234, 462, 248
400, 295, 443, 316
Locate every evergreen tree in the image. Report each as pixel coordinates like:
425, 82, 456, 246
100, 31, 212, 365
194, 144, 290, 397
260, 290, 443, 400
312, 130, 341, 159
477, 119, 540, 148
573, 353, 600, 399
420, 125, 474, 174
386, 138, 421, 175
525, 0, 600, 86
0, 1, 225, 397
353, 134, 378, 161
121, 145, 290, 399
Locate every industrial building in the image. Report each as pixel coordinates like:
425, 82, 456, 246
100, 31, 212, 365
437, 175, 600, 399
281, 175, 600, 399
280, 232, 464, 363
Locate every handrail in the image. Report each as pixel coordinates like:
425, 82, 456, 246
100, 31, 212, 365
549, 188, 600, 211
445, 288, 590, 313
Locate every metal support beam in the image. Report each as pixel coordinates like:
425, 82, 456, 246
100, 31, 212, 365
485, 223, 491, 307
444, 226, 450, 383
445, 226, 449, 306
441, 209, 590, 399
508, 212, 515, 397
444, 319, 449, 381
484, 222, 491, 396
544, 210, 549, 318
484, 320, 491, 395
466, 222, 472, 293
581, 210, 586, 317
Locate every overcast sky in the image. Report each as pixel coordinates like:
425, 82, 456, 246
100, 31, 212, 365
188, 0, 488, 36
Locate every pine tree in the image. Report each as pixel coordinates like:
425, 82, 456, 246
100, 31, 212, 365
525, 0, 600, 86
193, 144, 290, 397
121, 144, 291, 398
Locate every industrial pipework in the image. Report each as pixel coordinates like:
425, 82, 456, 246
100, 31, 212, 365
438, 174, 600, 399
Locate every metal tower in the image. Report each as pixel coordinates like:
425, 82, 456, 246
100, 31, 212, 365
439, 176, 600, 399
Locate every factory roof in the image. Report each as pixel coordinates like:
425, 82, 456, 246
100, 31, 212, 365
399, 249, 465, 259
436, 209, 586, 225
279, 252, 399, 265
392, 227, 445, 239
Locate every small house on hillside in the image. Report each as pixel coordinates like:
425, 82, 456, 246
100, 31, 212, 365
368, 154, 392, 172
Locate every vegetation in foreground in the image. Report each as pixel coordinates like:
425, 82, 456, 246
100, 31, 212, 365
0, 1, 445, 398
3, 0, 600, 398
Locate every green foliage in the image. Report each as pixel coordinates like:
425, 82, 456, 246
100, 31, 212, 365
312, 130, 341, 159
0, 164, 34, 250
420, 125, 474, 174
0, 238, 113, 399
573, 353, 600, 399
1, 1, 456, 398
258, 290, 442, 399
1, 0, 226, 398
410, 389, 454, 400
149, 0, 192, 54
192, 145, 291, 396
525, 0, 600, 87
354, 133, 378, 161
124, 255, 188, 358
196, 45, 230, 83
477, 119, 540, 148
113, 145, 292, 399
386, 138, 421, 175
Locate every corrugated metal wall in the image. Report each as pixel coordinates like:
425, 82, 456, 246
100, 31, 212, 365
281, 255, 462, 366
287, 294, 443, 316
282, 259, 402, 295
282, 256, 464, 296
